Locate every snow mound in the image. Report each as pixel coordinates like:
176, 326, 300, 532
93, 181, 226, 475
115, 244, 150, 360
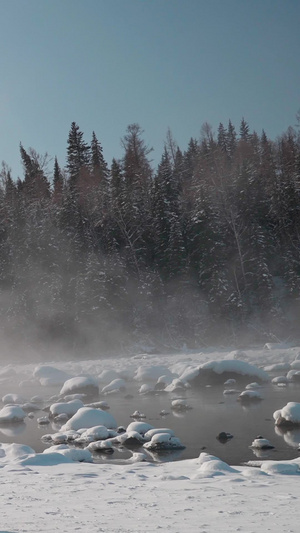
272, 376, 288, 384
238, 390, 262, 402
75, 425, 110, 443
144, 428, 175, 439
134, 365, 173, 382
251, 437, 274, 449
60, 376, 99, 396
18, 452, 73, 466
98, 369, 120, 383
126, 421, 154, 435
273, 402, 300, 427
194, 452, 238, 477
101, 378, 126, 394
171, 399, 192, 411
261, 461, 300, 475
50, 399, 84, 417
143, 433, 185, 451
44, 445, 93, 462
139, 383, 155, 394
200, 360, 269, 381
165, 378, 187, 392
61, 407, 117, 431
2, 393, 25, 405
33, 365, 71, 386
0, 443, 35, 463
0, 405, 26, 423
264, 362, 291, 372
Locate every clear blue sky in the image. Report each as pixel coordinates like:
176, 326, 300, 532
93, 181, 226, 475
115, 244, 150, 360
0, 0, 299, 179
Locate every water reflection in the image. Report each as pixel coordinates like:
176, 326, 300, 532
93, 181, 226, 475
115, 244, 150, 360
0, 422, 26, 437
275, 426, 300, 448
250, 447, 276, 459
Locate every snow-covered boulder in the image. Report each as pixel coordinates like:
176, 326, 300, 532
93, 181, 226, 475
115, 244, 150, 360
130, 410, 146, 419
60, 376, 99, 397
245, 382, 261, 390
49, 399, 84, 418
171, 399, 192, 412
290, 360, 300, 370
126, 421, 154, 436
33, 365, 71, 386
134, 365, 173, 382
287, 370, 300, 382
87, 440, 114, 453
42, 430, 80, 445
144, 428, 175, 440
61, 407, 117, 431
251, 437, 274, 449
139, 383, 155, 394
190, 360, 269, 386
143, 433, 185, 451
264, 362, 291, 372
74, 425, 110, 443
223, 389, 241, 395
101, 378, 126, 394
237, 390, 262, 403
0, 405, 26, 423
273, 402, 300, 427
98, 369, 120, 383
164, 378, 187, 393
271, 376, 288, 385
2, 393, 25, 405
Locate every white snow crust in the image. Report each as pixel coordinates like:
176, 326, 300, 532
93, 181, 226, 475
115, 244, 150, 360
1, 346, 300, 532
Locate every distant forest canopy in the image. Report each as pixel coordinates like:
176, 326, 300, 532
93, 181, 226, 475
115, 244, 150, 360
1, 117, 300, 355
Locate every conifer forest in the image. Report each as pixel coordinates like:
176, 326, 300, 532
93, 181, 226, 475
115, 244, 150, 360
1, 118, 300, 355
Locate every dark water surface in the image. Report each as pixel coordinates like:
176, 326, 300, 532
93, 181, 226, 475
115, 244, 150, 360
1, 374, 300, 465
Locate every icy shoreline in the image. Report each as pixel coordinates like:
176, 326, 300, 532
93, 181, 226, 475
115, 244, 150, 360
1, 345, 300, 532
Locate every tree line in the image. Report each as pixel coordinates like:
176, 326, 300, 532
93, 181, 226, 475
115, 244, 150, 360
1, 117, 300, 355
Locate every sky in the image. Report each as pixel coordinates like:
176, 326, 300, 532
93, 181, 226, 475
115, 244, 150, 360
0, 0, 299, 181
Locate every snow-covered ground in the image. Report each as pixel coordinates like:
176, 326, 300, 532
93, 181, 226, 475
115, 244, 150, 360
1, 344, 300, 532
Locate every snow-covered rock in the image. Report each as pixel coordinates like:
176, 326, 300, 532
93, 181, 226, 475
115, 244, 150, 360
271, 376, 288, 385
126, 421, 154, 435
171, 399, 192, 411
143, 433, 185, 451
237, 390, 262, 402
101, 378, 126, 394
33, 365, 71, 386
190, 360, 269, 385
144, 427, 175, 440
251, 437, 274, 449
2, 393, 25, 405
138, 383, 154, 394
287, 370, 300, 382
273, 402, 300, 427
74, 425, 110, 443
60, 376, 99, 396
134, 365, 173, 382
50, 399, 84, 418
0, 405, 26, 423
61, 407, 117, 431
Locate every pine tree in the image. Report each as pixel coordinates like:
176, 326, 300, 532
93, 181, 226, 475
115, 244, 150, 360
66, 122, 90, 189
20, 144, 50, 202
239, 117, 250, 142
227, 120, 237, 159
53, 156, 64, 204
